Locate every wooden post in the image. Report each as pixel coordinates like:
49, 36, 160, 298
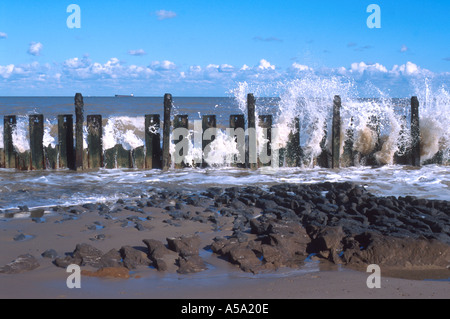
365, 114, 381, 166
331, 95, 341, 169
286, 118, 302, 167
145, 114, 162, 169
317, 120, 330, 168
258, 115, 272, 166
75, 93, 84, 170
87, 115, 103, 169
104, 144, 131, 169
410, 96, 420, 166
162, 93, 172, 171
4, 115, 16, 169
173, 115, 189, 168
247, 93, 257, 169
202, 115, 216, 167
229, 114, 245, 167
132, 146, 145, 169
342, 117, 355, 167
44, 145, 58, 170
29, 114, 44, 170
58, 114, 75, 169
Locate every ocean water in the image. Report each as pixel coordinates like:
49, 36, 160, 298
0, 80, 449, 211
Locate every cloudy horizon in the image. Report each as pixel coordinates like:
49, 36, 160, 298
0, 1, 448, 97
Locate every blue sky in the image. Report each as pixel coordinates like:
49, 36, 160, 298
0, 0, 449, 96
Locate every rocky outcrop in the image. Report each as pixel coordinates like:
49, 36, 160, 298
0, 254, 40, 274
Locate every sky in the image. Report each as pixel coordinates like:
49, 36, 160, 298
0, 0, 449, 97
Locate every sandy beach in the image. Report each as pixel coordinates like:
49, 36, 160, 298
1, 182, 449, 299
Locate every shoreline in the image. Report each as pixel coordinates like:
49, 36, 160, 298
1, 182, 449, 299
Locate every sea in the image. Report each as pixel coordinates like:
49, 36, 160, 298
0, 89, 449, 211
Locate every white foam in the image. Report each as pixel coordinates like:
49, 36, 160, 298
103, 116, 145, 150
12, 116, 30, 153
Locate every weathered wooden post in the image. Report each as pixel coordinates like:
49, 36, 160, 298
58, 115, 75, 169
229, 114, 245, 167
342, 117, 355, 167
162, 93, 172, 171
286, 118, 302, 167
29, 114, 44, 170
317, 120, 330, 168
173, 115, 189, 168
145, 114, 162, 169
4, 115, 16, 169
202, 115, 216, 167
258, 115, 272, 166
87, 115, 103, 169
410, 96, 420, 166
75, 93, 84, 170
331, 95, 341, 169
247, 93, 257, 169
104, 144, 131, 169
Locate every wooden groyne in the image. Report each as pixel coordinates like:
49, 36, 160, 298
0, 93, 444, 171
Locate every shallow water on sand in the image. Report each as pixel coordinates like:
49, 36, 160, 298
0, 164, 448, 212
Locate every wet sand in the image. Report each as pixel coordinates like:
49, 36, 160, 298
0, 186, 449, 299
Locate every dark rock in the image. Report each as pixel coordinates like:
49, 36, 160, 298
30, 209, 45, 218
230, 199, 247, 210
228, 245, 263, 273
142, 239, 174, 271
143, 239, 170, 259
119, 246, 151, 270
82, 203, 97, 211
41, 249, 58, 259
18, 205, 29, 212
99, 249, 123, 268
54, 256, 81, 268
167, 235, 201, 257
73, 243, 104, 268
177, 255, 207, 274
13, 233, 33, 241
0, 254, 40, 274
342, 232, 450, 268
68, 207, 84, 215
308, 226, 345, 262
264, 220, 310, 265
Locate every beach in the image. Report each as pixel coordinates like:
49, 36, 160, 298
1, 181, 449, 299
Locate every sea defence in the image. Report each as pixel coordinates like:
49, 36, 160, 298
0, 93, 445, 171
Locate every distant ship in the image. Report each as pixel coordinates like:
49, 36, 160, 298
115, 94, 134, 97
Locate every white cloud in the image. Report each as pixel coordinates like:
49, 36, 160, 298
219, 64, 234, 73
0, 32, 7, 39
151, 60, 176, 71
0, 64, 15, 78
350, 61, 388, 73
257, 59, 275, 70
1, 57, 447, 97
27, 42, 43, 56
400, 45, 408, 53
392, 61, 420, 75
63, 56, 91, 69
155, 10, 177, 20
189, 65, 202, 72
128, 49, 147, 56
291, 63, 312, 72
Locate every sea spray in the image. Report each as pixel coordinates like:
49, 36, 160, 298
230, 74, 428, 167
11, 116, 30, 153
413, 83, 450, 163
103, 116, 145, 151
43, 118, 57, 148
